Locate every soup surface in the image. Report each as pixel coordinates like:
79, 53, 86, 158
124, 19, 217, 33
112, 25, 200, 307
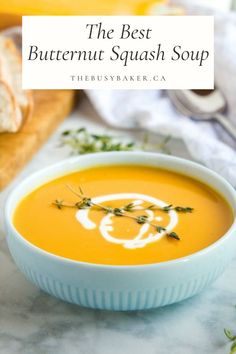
13, 165, 234, 265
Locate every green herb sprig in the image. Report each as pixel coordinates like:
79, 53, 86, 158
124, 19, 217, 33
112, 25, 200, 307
53, 185, 194, 241
60, 128, 172, 155
224, 328, 236, 354
60, 128, 135, 155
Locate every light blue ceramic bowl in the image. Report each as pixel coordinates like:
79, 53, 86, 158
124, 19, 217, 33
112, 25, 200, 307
5, 152, 236, 311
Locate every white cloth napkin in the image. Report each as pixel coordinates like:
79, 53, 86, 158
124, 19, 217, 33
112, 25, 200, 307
86, 6, 236, 187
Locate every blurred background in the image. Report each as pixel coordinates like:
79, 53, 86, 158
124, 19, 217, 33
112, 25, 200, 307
1, 0, 236, 189
0, 0, 235, 30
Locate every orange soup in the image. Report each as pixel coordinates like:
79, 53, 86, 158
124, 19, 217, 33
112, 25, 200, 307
13, 165, 233, 265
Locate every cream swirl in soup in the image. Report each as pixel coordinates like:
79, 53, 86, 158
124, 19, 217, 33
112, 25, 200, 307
76, 193, 178, 249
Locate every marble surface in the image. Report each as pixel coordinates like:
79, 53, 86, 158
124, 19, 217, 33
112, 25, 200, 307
0, 97, 235, 354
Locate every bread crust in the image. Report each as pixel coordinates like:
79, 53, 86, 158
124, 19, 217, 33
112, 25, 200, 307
0, 34, 33, 133
0, 79, 22, 132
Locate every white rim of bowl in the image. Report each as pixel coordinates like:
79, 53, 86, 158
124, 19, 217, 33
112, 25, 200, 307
5, 151, 236, 270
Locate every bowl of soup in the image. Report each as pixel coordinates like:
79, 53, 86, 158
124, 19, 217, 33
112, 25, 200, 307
5, 152, 236, 310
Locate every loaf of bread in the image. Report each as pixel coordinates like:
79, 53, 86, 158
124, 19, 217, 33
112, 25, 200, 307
0, 33, 33, 133
0, 79, 22, 132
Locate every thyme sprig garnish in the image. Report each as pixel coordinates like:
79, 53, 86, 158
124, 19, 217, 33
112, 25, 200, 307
60, 128, 135, 155
224, 328, 236, 354
53, 185, 194, 241
141, 204, 193, 213
60, 128, 172, 155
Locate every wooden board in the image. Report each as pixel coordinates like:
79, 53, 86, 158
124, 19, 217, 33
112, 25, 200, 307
0, 90, 75, 190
